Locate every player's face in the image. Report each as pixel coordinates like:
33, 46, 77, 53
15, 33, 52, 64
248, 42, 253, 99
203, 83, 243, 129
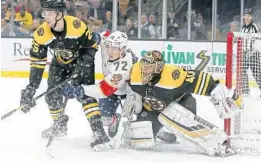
106, 46, 122, 61
42, 10, 58, 27
244, 14, 253, 25
140, 61, 155, 84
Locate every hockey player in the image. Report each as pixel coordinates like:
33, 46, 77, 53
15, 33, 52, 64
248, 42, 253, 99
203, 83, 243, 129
241, 8, 261, 94
19, 0, 111, 151
63, 30, 137, 137
123, 50, 243, 157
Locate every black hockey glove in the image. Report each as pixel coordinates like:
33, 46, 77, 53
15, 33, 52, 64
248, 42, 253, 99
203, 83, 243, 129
20, 85, 37, 113
71, 60, 93, 86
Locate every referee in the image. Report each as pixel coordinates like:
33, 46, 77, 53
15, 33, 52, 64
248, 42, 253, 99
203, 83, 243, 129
240, 8, 261, 95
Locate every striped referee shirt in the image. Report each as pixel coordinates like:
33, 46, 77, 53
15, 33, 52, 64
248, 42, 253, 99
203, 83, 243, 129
241, 22, 260, 51
241, 22, 260, 33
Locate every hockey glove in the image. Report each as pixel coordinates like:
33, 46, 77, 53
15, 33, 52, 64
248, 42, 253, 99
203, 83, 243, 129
71, 59, 93, 86
62, 83, 85, 99
20, 85, 37, 113
210, 83, 243, 119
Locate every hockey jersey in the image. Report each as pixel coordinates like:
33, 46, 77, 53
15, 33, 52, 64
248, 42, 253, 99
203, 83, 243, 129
129, 63, 219, 112
82, 34, 138, 98
28, 15, 98, 88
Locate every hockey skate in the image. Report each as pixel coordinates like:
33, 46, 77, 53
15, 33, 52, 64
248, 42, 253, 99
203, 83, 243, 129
108, 113, 121, 138
214, 141, 236, 157
90, 129, 112, 152
42, 115, 69, 139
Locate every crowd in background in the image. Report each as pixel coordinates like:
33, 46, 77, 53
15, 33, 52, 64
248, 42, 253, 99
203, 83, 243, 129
2, 0, 261, 40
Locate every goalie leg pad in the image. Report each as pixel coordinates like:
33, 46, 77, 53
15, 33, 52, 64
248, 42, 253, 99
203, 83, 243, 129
124, 121, 155, 149
158, 102, 228, 156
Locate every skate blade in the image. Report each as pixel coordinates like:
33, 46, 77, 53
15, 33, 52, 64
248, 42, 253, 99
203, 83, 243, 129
215, 150, 236, 157
92, 142, 113, 152
42, 133, 67, 139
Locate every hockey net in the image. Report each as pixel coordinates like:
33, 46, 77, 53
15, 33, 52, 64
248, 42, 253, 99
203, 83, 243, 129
225, 32, 261, 154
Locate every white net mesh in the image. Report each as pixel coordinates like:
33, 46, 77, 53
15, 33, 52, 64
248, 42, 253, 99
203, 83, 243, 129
226, 32, 261, 154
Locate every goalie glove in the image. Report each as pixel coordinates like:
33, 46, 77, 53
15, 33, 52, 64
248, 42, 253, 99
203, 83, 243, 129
210, 83, 243, 119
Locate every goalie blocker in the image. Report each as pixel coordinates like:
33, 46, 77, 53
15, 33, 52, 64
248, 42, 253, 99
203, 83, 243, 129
124, 50, 243, 157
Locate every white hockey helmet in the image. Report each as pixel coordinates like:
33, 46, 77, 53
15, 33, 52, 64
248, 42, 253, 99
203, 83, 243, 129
105, 31, 128, 50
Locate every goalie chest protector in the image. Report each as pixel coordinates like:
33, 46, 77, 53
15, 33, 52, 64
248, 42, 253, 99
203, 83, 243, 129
129, 63, 188, 112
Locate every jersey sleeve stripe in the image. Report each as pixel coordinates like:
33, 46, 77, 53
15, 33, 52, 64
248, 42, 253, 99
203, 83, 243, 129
202, 74, 211, 95
194, 72, 203, 94
100, 80, 118, 96
198, 72, 207, 95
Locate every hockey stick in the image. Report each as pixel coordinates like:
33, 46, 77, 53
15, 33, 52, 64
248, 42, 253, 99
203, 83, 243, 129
111, 98, 135, 149
107, 96, 125, 138
1, 75, 76, 121
46, 97, 69, 158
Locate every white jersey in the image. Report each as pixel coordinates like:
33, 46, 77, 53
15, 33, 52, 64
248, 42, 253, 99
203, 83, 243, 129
82, 32, 137, 99
102, 48, 137, 96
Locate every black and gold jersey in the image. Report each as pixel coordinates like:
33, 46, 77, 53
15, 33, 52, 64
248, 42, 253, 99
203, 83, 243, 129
28, 15, 98, 87
129, 63, 218, 112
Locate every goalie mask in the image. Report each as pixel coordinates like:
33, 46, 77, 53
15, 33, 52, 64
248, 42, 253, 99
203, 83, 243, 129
105, 31, 128, 61
140, 50, 164, 84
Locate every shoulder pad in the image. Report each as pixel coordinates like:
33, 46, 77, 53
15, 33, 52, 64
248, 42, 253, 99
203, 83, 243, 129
33, 22, 54, 45
64, 16, 87, 38
157, 64, 187, 88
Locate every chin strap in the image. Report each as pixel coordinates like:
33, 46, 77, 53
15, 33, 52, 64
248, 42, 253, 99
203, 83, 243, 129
53, 11, 64, 29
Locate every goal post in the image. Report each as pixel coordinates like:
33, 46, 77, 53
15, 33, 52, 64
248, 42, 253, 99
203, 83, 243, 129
225, 32, 261, 153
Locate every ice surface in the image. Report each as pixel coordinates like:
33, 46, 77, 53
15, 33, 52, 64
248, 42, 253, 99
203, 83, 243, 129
0, 78, 260, 163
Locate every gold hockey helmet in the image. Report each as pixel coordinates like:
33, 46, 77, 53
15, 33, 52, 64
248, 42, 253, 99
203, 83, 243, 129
140, 50, 164, 84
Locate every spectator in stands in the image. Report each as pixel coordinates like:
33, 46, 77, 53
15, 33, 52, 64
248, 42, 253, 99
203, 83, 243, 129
230, 21, 239, 32
101, 11, 112, 31
1, 2, 11, 23
14, 18, 40, 36
167, 9, 180, 39
66, 0, 76, 16
206, 23, 222, 40
117, 0, 136, 27
182, 9, 206, 40
1, 0, 8, 19
87, 0, 106, 27
14, 6, 33, 30
103, 0, 112, 13
125, 17, 137, 39
147, 14, 157, 39
31, 0, 43, 20
75, 5, 90, 25
15, 0, 31, 13
140, 13, 151, 39
1, 18, 11, 36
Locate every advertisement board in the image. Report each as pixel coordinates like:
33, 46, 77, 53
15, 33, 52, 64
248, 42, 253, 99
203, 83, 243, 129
1, 38, 227, 82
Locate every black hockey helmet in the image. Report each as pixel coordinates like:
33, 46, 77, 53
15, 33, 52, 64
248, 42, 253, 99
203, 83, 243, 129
42, 0, 66, 12
244, 8, 253, 15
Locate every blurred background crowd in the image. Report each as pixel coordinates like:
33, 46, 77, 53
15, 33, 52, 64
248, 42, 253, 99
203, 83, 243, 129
2, 0, 261, 41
